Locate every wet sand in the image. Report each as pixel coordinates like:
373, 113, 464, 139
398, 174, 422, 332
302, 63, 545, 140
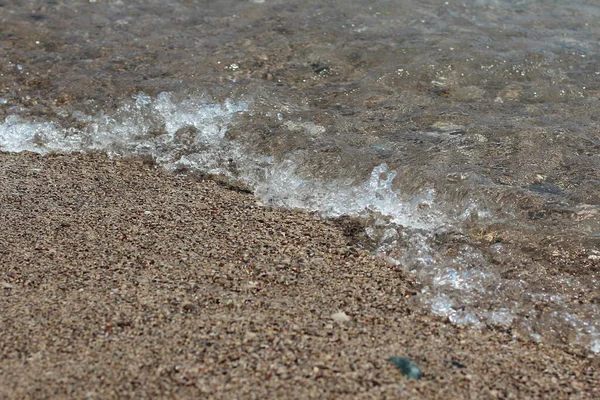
0, 151, 598, 399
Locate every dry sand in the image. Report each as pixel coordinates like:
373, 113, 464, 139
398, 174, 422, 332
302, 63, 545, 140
0, 152, 598, 399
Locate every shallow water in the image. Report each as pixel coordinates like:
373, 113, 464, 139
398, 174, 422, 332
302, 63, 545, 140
1, 0, 599, 352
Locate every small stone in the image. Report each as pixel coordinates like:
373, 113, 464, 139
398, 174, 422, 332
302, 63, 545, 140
182, 303, 197, 313
452, 85, 486, 101
1, 281, 14, 289
331, 311, 350, 322
311, 257, 325, 266
388, 356, 422, 380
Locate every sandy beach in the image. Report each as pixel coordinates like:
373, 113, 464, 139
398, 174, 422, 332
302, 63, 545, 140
0, 151, 597, 399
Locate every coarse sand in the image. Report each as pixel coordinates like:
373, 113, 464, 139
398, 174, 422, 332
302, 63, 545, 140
0, 152, 598, 399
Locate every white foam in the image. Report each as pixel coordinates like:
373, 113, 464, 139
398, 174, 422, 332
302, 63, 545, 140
0, 93, 249, 173
255, 161, 446, 230
0, 116, 61, 154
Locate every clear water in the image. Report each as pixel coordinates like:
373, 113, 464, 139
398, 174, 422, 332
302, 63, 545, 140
1, 0, 599, 353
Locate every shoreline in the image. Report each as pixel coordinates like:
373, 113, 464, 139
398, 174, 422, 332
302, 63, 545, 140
0, 151, 598, 399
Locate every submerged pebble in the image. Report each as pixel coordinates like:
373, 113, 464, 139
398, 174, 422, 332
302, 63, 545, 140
429, 122, 465, 135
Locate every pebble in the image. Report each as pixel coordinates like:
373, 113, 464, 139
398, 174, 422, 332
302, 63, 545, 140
331, 311, 351, 322
388, 356, 423, 380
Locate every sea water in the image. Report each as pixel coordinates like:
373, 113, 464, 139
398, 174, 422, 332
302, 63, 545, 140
0, 0, 599, 353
